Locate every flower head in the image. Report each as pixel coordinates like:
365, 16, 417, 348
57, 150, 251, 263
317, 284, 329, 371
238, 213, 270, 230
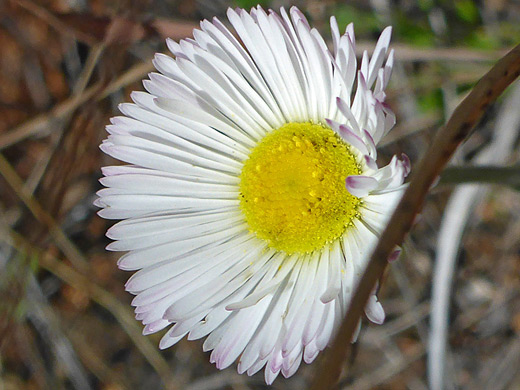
96, 6, 409, 384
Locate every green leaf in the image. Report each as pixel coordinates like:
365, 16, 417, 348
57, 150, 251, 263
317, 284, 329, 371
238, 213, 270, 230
418, 0, 434, 12
333, 4, 381, 36
393, 12, 436, 47
418, 88, 443, 114
455, 0, 480, 24
234, 0, 270, 9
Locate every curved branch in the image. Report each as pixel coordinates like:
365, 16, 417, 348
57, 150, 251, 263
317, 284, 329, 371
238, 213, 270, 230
310, 42, 520, 390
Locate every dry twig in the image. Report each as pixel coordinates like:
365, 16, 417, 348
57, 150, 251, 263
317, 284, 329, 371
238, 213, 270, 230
428, 82, 520, 390
0, 152, 89, 271
12, 0, 98, 45
311, 42, 520, 390
0, 60, 154, 149
4, 230, 178, 390
342, 344, 425, 390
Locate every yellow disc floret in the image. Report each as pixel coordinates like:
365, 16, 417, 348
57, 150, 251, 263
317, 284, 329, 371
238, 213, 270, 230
239, 122, 362, 254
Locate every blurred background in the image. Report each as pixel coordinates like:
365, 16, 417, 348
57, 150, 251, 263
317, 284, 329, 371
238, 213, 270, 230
1, 0, 520, 389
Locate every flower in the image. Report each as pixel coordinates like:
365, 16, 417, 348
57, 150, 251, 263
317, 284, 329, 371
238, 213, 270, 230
96, 6, 409, 384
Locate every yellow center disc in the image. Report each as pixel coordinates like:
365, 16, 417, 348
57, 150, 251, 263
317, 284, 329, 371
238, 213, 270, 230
239, 122, 362, 254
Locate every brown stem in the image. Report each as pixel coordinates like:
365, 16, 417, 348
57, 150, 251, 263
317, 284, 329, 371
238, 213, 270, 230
310, 42, 520, 390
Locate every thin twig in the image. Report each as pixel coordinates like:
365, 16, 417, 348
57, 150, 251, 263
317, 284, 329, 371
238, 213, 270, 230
66, 327, 132, 390
0, 152, 89, 271
388, 261, 429, 344
342, 344, 425, 390
361, 301, 430, 343
0, 60, 154, 150
24, 43, 105, 194
4, 230, 177, 390
439, 165, 520, 187
355, 42, 508, 63
480, 336, 520, 390
310, 42, 520, 390
0, 83, 98, 149
428, 82, 520, 390
185, 372, 258, 390
25, 276, 92, 390
13, 0, 98, 45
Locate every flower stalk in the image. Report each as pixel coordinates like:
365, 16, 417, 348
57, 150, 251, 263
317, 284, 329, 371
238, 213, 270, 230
311, 42, 520, 390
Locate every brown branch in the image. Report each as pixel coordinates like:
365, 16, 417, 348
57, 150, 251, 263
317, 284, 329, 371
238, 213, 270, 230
310, 42, 520, 390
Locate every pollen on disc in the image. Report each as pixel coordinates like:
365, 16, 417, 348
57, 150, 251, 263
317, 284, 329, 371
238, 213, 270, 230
239, 122, 362, 254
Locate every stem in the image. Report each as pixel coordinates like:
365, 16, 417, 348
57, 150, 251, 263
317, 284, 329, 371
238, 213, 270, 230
310, 42, 520, 390
440, 165, 520, 187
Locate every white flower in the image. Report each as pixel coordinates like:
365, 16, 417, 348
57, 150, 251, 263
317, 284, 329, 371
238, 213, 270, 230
96, 6, 409, 384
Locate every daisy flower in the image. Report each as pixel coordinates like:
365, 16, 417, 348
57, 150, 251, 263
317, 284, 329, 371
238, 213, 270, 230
96, 6, 410, 384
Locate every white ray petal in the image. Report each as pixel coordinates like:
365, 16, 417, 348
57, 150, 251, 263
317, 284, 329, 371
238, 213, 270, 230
100, 174, 237, 197
365, 294, 385, 324
366, 26, 392, 89
240, 260, 303, 369
174, 57, 267, 139
320, 240, 343, 303
225, 254, 296, 311
158, 327, 188, 350
108, 114, 244, 168
97, 183, 237, 201
163, 246, 273, 321
102, 134, 242, 175
282, 253, 326, 355
202, 315, 233, 352
107, 209, 241, 240
110, 114, 249, 160
100, 142, 237, 182
107, 216, 244, 252
211, 296, 272, 369
257, 9, 308, 120
96, 193, 239, 211
345, 175, 379, 197
237, 285, 284, 371
200, 18, 285, 123
227, 9, 294, 121
189, 46, 283, 129
315, 301, 335, 350
282, 349, 303, 378
123, 227, 249, 292
278, 7, 318, 122
143, 318, 170, 335
281, 343, 303, 373
153, 97, 256, 148
303, 338, 320, 364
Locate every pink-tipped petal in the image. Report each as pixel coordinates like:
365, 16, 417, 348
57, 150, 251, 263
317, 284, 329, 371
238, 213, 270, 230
338, 125, 369, 155
364, 155, 378, 171
401, 153, 411, 177
363, 129, 377, 157
388, 247, 402, 263
346, 175, 379, 197
365, 295, 385, 325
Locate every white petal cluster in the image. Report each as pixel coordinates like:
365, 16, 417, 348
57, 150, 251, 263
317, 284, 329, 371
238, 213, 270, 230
96, 6, 409, 383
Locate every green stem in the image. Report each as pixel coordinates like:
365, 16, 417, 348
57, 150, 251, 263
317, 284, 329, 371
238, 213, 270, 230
440, 165, 520, 187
